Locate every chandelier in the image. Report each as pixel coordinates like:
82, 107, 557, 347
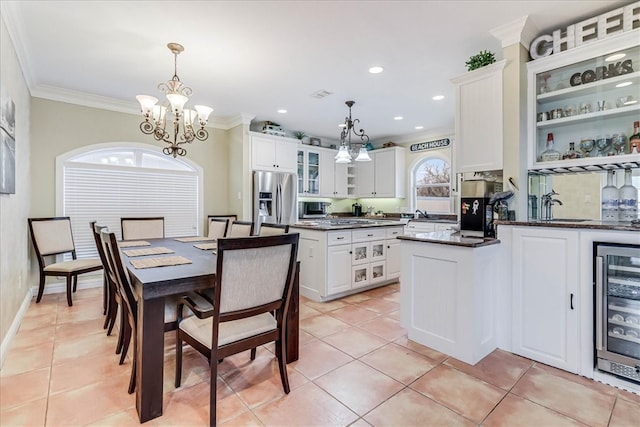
334, 100, 372, 163
136, 43, 213, 157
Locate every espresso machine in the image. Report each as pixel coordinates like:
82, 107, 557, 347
460, 180, 500, 237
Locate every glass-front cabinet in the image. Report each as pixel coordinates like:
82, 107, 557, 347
297, 148, 320, 195
527, 32, 640, 174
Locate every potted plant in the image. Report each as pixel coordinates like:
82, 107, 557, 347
293, 131, 308, 144
465, 50, 496, 71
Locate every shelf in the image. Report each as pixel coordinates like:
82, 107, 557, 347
609, 264, 640, 274
537, 71, 640, 104
608, 304, 640, 315
530, 153, 640, 174
609, 318, 640, 329
608, 331, 640, 344
610, 276, 640, 288
536, 104, 640, 130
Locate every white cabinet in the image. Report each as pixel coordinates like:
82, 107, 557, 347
404, 221, 457, 234
511, 226, 579, 373
297, 147, 321, 195
385, 228, 402, 280
451, 60, 507, 173
527, 32, 640, 173
355, 147, 406, 198
319, 149, 348, 198
327, 243, 352, 295
250, 132, 298, 173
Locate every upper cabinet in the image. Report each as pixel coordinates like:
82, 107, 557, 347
355, 147, 406, 198
451, 60, 507, 173
297, 147, 321, 195
319, 150, 348, 198
250, 132, 298, 173
527, 32, 640, 174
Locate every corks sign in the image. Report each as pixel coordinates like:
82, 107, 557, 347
529, 1, 639, 60
410, 138, 451, 152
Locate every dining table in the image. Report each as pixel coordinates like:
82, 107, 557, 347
122, 236, 300, 423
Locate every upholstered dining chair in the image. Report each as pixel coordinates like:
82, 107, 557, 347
90, 222, 118, 334
174, 233, 299, 426
207, 218, 229, 239
28, 217, 103, 306
227, 220, 254, 237
258, 222, 289, 236
120, 217, 164, 240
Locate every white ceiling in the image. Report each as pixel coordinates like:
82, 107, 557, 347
1, 0, 629, 144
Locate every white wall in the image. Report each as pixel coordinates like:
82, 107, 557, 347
0, 15, 32, 358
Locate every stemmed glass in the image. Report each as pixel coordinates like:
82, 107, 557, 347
595, 136, 612, 157
612, 133, 627, 155
579, 138, 595, 158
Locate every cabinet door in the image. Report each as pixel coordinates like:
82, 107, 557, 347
305, 150, 320, 195
511, 227, 579, 372
297, 149, 305, 194
373, 150, 397, 197
333, 162, 349, 198
452, 60, 506, 173
370, 240, 386, 261
351, 242, 369, 265
370, 261, 386, 284
327, 244, 352, 295
251, 135, 277, 171
355, 159, 375, 197
319, 150, 336, 198
274, 139, 298, 173
352, 264, 370, 288
386, 238, 401, 280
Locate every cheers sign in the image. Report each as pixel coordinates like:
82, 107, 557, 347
410, 138, 451, 152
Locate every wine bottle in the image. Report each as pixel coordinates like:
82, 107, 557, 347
540, 133, 561, 162
601, 170, 618, 222
618, 169, 638, 222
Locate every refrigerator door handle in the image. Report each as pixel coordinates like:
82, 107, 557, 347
276, 182, 282, 224
595, 256, 604, 351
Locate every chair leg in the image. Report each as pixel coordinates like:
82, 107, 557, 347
105, 284, 118, 335
120, 319, 131, 365
65, 276, 73, 307
250, 348, 257, 360
175, 332, 183, 388
36, 273, 46, 303
102, 273, 108, 315
276, 338, 290, 394
115, 304, 125, 355
72, 275, 78, 292
210, 350, 218, 427
128, 330, 137, 394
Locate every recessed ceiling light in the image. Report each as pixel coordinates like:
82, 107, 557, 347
394, 116, 403, 121
415, 126, 424, 130
277, 109, 287, 114
616, 81, 633, 88
605, 53, 626, 62
432, 95, 445, 101
369, 66, 384, 74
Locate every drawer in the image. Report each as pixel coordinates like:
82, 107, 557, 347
352, 228, 386, 242
327, 231, 351, 246
385, 227, 403, 239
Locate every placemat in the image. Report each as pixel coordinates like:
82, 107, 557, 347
123, 247, 175, 257
194, 242, 217, 250
118, 240, 151, 248
174, 236, 216, 243
130, 255, 192, 269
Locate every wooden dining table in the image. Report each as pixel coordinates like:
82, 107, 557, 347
122, 237, 300, 423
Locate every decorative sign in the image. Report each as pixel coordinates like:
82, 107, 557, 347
570, 60, 634, 86
529, 2, 639, 60
410, 138, 451, 152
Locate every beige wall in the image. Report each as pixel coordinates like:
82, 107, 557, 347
0, 17, 32, 357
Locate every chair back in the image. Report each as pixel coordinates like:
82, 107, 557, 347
90, 221, 109, 266
121, 217, 164, 240
100, 230, 137, 317
207, 218, 229, 239
227, 220, 254, 237
258, 222, 289, 236
215, 234, 299, 316
28, 217, 76, 257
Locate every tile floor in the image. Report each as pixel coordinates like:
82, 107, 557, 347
1, 284, 639, 426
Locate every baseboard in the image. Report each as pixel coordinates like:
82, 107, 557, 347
32, 273, 103, 296
0, 288, 33, 369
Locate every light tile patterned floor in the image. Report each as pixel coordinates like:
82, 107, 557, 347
1, 284, 639, 426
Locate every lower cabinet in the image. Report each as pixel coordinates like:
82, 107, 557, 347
511, 226, 579, 373
327, 243, 352, 295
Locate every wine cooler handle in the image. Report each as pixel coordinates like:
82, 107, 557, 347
596, 256, 604, 351
570, 293, 574, 310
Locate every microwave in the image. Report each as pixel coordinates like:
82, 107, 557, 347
299, 201, 328, 218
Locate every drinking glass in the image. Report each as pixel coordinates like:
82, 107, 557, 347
579, 138, 595, 157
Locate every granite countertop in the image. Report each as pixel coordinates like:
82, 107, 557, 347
290, 218, 404, 231
495, 220, 640, 232
398, 230, 500, 248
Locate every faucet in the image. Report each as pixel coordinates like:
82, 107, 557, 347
414, 209, 429, 219
541, 190, 563, 220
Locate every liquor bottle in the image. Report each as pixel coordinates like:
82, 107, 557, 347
630, 121, 640, 154
561, 142, 582, 159
618, 168, 638, 222
540, 133, 561, 162
601, 170, 618, 222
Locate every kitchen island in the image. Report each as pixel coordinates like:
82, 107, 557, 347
398, 231, 501, 365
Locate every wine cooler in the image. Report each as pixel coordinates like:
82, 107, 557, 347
595, 242, 640, 383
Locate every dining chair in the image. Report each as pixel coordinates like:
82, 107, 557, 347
207, 218, 229, 239
28, 217, 103, 306
258, 222, 289, 236
174, 233, 299, 426
120, 217, 164, 240
227, 220, 254, 237
89, 221, 118, 334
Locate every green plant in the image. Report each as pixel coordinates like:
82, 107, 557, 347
293, 131, 306, 140
465, 50, 496, 71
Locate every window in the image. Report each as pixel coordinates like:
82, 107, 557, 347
58, 144, 202, 259
412, 156, 452, 214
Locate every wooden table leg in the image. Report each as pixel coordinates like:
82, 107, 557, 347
136, 296, 165, 423
286, 262, 300, 363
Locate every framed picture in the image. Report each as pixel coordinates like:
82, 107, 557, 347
0, 83, 16, 194
309, 137, 321, 146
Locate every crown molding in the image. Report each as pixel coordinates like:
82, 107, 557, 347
1, 2, 36, 93
490, 15, 539, 49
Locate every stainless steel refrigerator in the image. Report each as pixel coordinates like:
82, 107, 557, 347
253, 170, 297, 231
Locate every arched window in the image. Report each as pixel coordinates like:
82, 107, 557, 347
412, 156, 452, 214
57, 143, 202, 258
